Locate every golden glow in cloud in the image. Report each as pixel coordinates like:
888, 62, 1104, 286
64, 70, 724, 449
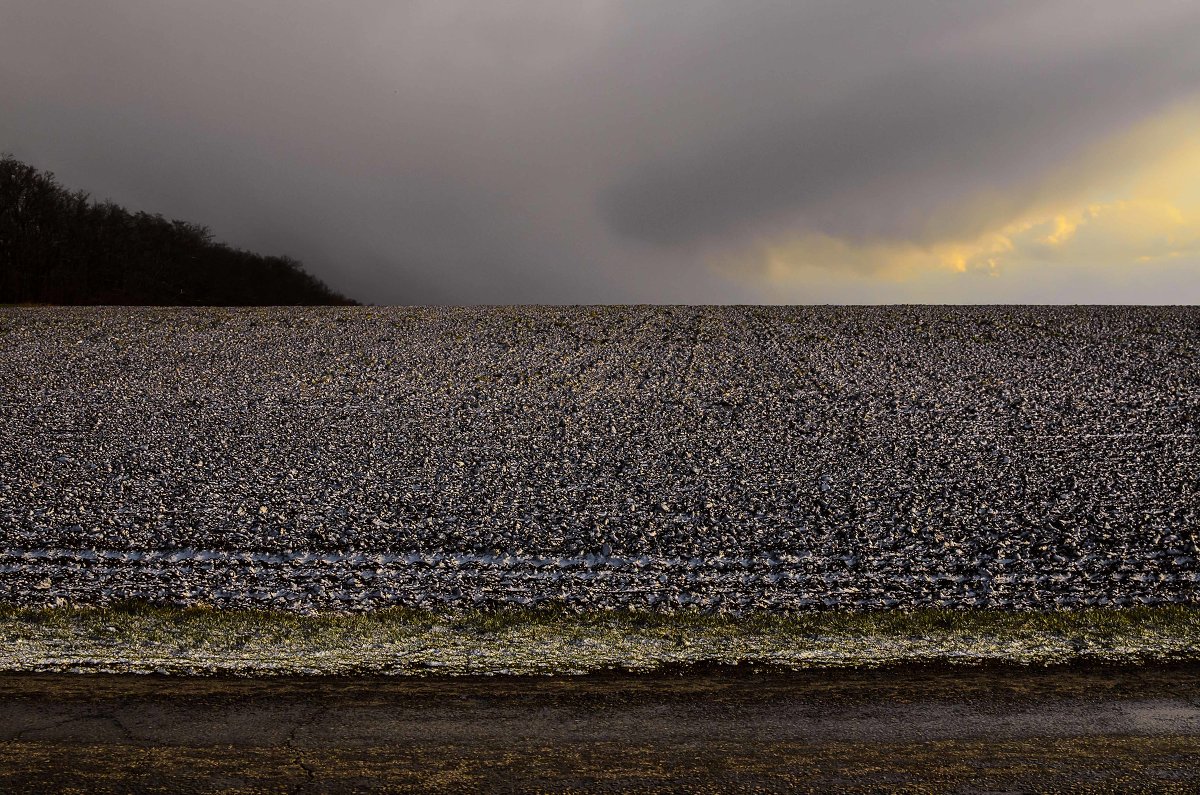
723, 99, 1200, 296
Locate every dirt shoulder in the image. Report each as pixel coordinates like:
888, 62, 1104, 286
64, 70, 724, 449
2, 664, 1199, 793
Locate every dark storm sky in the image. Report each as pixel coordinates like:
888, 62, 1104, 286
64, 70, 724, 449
4, 1, 1200, 303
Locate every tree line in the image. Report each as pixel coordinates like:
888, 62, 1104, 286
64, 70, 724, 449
0, 155, 356, 305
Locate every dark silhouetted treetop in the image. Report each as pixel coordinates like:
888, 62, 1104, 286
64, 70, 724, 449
0, 155, 356, 305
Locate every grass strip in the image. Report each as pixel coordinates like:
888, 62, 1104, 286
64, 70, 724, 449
1, 603, 1198, 675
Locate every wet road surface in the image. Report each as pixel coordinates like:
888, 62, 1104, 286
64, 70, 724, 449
2, 664, 1199, 792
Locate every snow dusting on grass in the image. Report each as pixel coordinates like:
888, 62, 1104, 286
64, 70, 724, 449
1, 604, 1198, 676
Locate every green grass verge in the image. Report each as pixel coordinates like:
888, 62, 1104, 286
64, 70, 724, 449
1, 604, 1198, 675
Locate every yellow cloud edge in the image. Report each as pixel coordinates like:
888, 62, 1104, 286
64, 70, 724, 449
722, 97, 1200, 288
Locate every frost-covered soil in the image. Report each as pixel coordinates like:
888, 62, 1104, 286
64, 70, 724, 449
2, 606, 1199, 676
1, 306, 1198, 612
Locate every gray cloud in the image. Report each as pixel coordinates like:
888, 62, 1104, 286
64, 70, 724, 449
599, 2, 1200, 247
2, 1, 1199, 303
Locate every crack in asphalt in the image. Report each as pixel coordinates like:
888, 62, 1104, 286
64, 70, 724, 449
284, 703, 326, 794
6, 709, 147, 789
3, 666, 1199, 791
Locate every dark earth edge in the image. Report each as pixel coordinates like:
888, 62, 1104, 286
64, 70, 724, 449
2, 663, 1199, 793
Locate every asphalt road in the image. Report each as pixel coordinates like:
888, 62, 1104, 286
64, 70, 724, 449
2, 664, 1199, 793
